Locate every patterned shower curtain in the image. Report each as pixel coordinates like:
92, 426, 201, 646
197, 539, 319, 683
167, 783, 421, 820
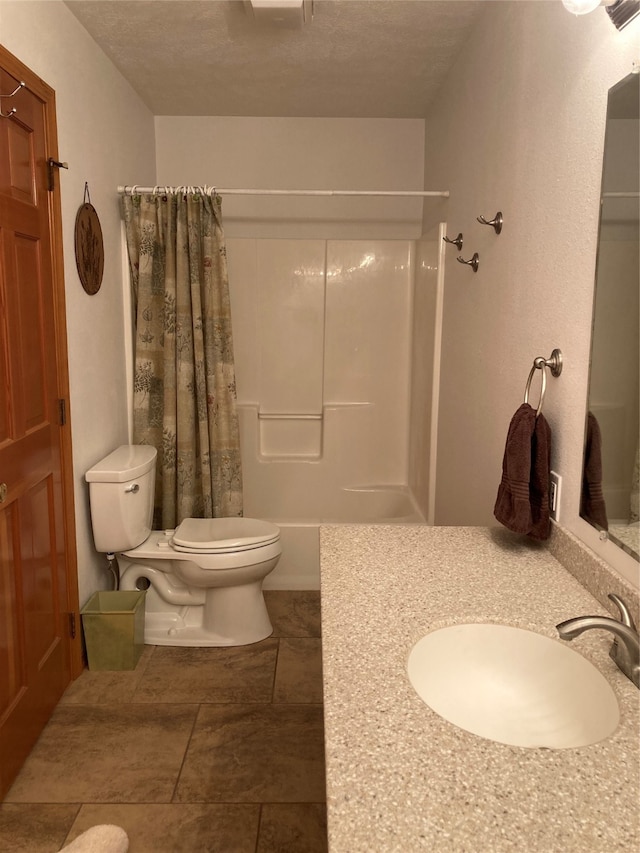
122, 189, 243, 528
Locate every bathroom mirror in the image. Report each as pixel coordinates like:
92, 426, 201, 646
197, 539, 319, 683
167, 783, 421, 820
580, 72, 639, 562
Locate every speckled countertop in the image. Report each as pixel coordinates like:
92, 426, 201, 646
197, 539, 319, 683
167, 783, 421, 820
320, 525, 639, 853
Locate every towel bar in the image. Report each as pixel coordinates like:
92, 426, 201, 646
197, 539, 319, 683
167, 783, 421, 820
524, 349, 563, 416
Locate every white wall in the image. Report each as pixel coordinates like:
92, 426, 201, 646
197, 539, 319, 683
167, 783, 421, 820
0, 0, 156, 604
155, 116, 425, 240
422, 1, 639, 583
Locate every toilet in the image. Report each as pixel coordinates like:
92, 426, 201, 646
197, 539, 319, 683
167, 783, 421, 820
85, 445, 281, 646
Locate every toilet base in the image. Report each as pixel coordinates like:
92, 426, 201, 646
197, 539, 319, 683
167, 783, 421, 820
141, 581, 273, 647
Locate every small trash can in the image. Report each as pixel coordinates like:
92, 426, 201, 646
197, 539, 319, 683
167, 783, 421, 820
81, 590, 146, 671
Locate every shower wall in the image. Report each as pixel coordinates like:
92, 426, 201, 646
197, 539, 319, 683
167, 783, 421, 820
227, 238, 415, 512
409, 225, 446, 524
155, 118, 439, 587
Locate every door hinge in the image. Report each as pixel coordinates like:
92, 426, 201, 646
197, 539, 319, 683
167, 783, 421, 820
47, 157, 69, 191
58, 398, 66, 426
69, 612, 77, 640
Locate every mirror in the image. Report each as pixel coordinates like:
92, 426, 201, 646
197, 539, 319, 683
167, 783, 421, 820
581, 72, 639, 562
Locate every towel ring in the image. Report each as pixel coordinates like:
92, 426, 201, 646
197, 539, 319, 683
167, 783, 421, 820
523, 349, 563, 417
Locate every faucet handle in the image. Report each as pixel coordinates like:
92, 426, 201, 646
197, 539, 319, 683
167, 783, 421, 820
608, 593, 637, 631
608, 594, 638, 675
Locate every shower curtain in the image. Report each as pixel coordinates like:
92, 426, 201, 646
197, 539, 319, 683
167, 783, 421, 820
122, 190, 243, 528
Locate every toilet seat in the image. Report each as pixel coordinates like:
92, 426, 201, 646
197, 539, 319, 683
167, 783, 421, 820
120, 530, 282, 571
171, 517, 280, 554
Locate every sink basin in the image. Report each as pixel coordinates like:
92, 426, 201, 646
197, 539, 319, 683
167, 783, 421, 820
407, 623, 619, 748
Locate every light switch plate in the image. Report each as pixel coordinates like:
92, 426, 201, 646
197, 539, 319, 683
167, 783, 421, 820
550, 471, 562, 522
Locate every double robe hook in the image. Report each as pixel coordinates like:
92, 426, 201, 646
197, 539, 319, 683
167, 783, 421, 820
457, 252, 479, 272
443, 232, 463, 251
477, 211, 503, 234
0, 80, 25, 118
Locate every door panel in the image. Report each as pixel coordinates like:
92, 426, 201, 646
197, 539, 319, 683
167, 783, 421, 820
0, 48, 80, 800
14, 233, 48, 429
0, 504, 22, 719
0, 265, 9, 444
21, 478, 58, 667
6, 116, 35, 205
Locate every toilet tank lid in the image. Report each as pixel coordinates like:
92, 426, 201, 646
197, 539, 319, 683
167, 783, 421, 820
85, 445, 157, 483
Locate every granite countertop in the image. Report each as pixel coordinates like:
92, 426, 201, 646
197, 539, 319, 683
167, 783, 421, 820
319, 525, 639, 853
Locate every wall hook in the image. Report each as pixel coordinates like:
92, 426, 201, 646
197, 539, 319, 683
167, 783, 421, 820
457, 253, 479, 273
0, 80, 25, 119
443, 232, 463, 251
477, 211, 503, 234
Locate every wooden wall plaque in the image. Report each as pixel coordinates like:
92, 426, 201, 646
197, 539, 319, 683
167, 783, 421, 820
74, 200, 104, 295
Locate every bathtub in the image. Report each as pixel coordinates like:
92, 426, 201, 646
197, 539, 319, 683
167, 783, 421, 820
238, 403, 427, 589
261, 486, 425, 590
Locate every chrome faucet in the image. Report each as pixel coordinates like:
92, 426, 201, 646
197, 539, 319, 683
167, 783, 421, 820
556, 593, 639, 689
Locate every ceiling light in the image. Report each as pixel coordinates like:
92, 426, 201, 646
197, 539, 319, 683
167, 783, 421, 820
561, 0, 601, 14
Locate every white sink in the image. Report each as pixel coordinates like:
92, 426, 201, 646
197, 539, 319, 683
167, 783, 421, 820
407, 623, 619, 749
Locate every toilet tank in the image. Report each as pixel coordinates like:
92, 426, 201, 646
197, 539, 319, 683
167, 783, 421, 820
85, 445, 157, 553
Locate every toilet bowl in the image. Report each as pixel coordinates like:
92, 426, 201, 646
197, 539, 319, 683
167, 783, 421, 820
85, 445, 281, 647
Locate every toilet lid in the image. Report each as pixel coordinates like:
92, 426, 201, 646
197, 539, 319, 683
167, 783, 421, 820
171, 517, 280, 553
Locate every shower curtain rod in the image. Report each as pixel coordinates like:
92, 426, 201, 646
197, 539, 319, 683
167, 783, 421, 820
117, 185, 449, 198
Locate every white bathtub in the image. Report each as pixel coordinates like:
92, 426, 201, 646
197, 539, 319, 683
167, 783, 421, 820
261, 486, 425, 590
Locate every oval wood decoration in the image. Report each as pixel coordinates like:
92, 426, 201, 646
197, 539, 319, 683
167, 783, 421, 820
74, 202, 104, 294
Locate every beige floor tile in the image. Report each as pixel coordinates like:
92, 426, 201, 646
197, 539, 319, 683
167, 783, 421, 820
59, 646, 156, 705
0, 803, 80, 853
273, 639, 324, 704
264, 591, 321, 638
132, 641, 278, 703
175, 704, 326, 804
257, 803, 328, 853
4, 704, 198, 804
64, 803, 260, 853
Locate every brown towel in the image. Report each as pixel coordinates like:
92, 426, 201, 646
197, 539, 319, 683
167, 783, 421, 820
528, 411, 552, 541
580, 411, 608, 530
494, 403, 552, 541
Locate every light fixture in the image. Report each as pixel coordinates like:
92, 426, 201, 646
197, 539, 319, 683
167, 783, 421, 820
561, 0, 601, 14
561, 0, 640, 29
605, 0, 640, 29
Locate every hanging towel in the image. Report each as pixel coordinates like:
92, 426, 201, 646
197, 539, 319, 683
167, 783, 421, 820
493, 402, 552, 540
528, 411, 552, 541
580, 411, 608, 530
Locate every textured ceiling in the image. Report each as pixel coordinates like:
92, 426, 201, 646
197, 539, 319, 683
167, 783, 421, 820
64, 0, 485, 118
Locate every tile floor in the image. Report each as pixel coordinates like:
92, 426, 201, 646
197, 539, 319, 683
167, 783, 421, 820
0, 591, 327, 853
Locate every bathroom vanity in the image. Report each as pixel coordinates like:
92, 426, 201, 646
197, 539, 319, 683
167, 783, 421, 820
319, 525, 639, 852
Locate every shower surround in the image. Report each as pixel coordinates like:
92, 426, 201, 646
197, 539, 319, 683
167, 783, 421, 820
227, 237, 441, 588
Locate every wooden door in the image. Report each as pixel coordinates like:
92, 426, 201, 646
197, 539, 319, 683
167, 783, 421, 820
0, 46, 81, 800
